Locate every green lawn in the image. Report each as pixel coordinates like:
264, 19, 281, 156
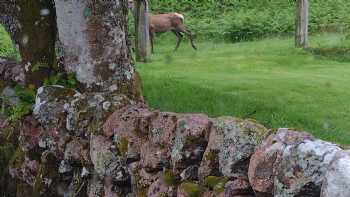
137, 33, 350, 145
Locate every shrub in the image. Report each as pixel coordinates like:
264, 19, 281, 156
149, 0, 350, 41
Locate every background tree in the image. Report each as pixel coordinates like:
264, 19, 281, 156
54, 0, 142, 99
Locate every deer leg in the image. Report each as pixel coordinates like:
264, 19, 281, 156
149, 30, 155, 54
172, 30, 183, 51
179, 27, 197, 50
150, 35, 154, 54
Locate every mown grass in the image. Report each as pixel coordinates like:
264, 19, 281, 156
137, 33, 350, 145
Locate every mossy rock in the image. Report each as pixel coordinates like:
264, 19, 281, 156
203, 176, 229, 192
179, 182, 203, 197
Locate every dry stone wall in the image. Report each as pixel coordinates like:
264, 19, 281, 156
0, 0, 349, 196
1, 86, 349, 196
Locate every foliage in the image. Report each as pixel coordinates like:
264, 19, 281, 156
0, 85, 36, 122
0, 25, 18, 58
7, 103, 32, 122
203, 176, 229, 192
149, 0, 350, 41
1, 84, 36, 122
31, 63, 49, 72
137, 33, 350, 145
179, 182, 203, 197
4, 85, 36, 121
14, 85, 36, 104
43, 73, 78, 89
2, 72, 78, 121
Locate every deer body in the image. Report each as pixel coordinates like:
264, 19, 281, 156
148, 12, 197, 53
149, 13, 184, 33
129, 0, 197, 53
149, 12, 197, 53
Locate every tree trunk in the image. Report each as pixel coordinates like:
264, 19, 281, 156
295, 0, 309, 48
0, 0, 57, 87
55, 0, 142, 99
134, 0, 150, 62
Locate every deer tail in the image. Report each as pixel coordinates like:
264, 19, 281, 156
174, 13, 185, 22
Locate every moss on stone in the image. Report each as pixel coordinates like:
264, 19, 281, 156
163, 170, 177, 186
87, 123, 100, 134
137, 188, 148, 197
134, 174, 148, 197
204, 176, 229, 192
159, 143, 166, 149
240, 119, 269, 142
185, 136, 203, 145
0, 142, 16, 177
117, 137, 129, 156
160, 193, 169, 197
204, 150, 217, 162
9, 148, 25, 168
179, 182, 203, 197
2, 121, 17, 140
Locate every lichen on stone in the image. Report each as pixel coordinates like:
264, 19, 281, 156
163, 170, 177, 186
117, 136, 129, 156
179, 182, 203, 197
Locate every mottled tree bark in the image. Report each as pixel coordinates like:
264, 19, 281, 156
134, 0, 150, 62
295, 0, 309, 48
55, 0, 142, 100
0, 0, 57, 86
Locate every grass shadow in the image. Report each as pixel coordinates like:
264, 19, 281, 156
307, 47, 350, 62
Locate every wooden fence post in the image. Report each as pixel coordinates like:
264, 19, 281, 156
135, 0, 150, 62
295, 0, 309, 48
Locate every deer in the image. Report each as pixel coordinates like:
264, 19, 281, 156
128, 0, 197, 53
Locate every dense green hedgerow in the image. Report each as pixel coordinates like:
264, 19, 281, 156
148, 0, 350, 41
